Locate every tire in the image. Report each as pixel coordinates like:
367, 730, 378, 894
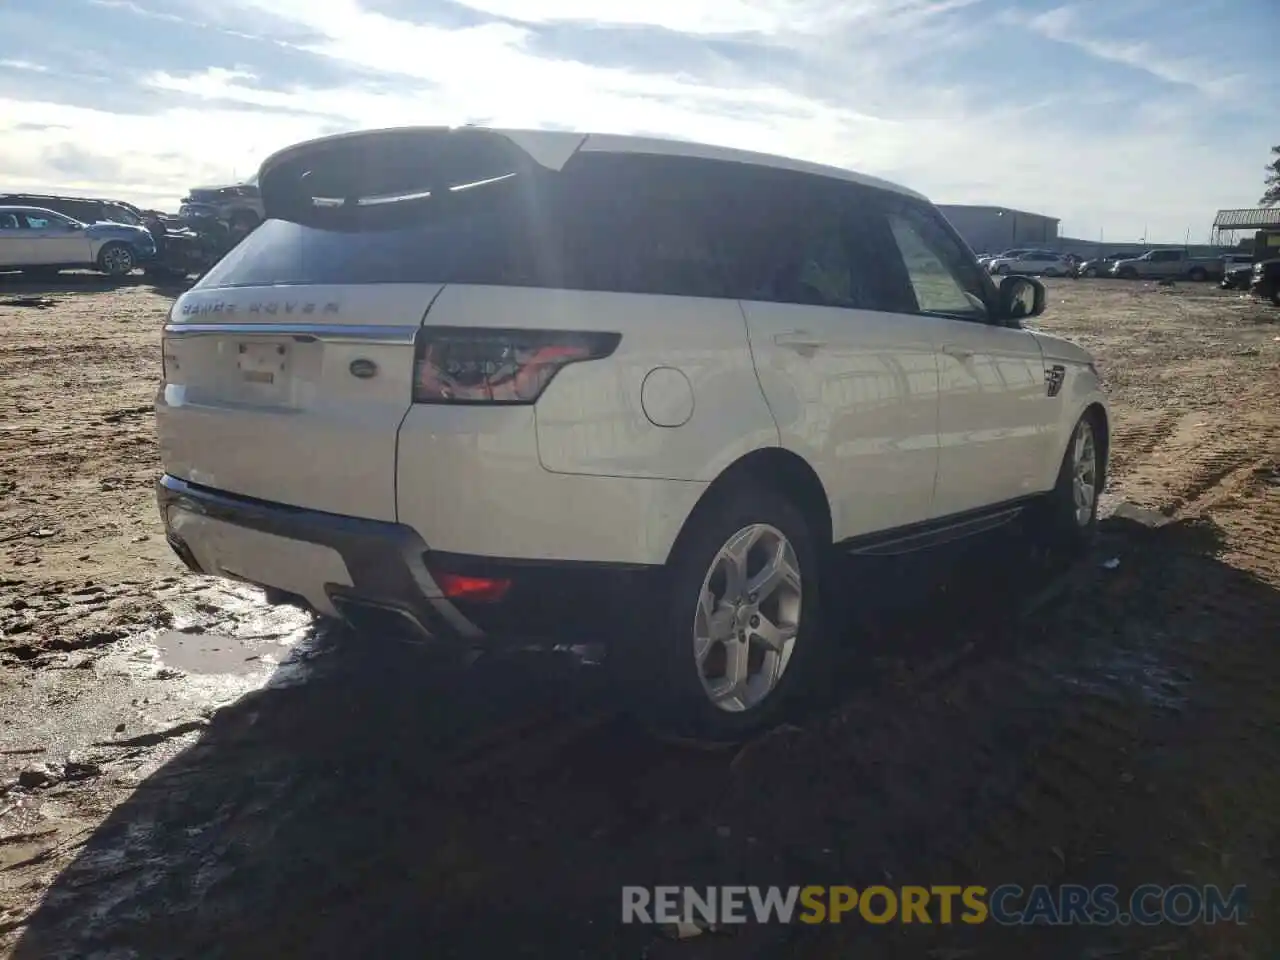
1028, 413, 1102, 556
1117, 267, 1137, 280
96, 242, 135, 277
1188, 267, 1207, 282
1082, 267, 1097, 278
1043, 267, 1060, 277
615, 482, 827, 743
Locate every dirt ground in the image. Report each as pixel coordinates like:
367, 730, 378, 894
1, 274, 1279, 959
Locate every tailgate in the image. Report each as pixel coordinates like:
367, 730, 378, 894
159, 125, 589, 522
158, 283, 438, 521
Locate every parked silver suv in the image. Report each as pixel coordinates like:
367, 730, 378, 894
0, 205, 156, 276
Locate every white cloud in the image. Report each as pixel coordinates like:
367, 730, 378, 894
0, 0, 1269, 240
1022, 4, 1248, 100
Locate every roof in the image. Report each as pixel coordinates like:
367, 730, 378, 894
937, 203, 1060, 223
1212, 207, 1280, 230
259, 126, 926, 201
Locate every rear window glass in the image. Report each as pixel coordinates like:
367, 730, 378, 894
199, 148, 912, 315
199, 173, 547, 288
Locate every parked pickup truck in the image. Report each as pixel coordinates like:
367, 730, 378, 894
1110, 250, 1222, 282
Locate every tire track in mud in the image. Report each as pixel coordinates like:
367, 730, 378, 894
1108, 408, 1181, 473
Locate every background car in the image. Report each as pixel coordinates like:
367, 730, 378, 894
0, 193, 147, 227
986, 250, 1070, 276
978, 248, 1034, 265
1110, 249, 1223, 281
1220, 254, 1254, 290
0, 205, 156, 276
178, 178, 263, 238
1076, 252, 1141, 278
1252, 258, 1280, 305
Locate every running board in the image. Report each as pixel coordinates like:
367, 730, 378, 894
842, 503, 1029, 558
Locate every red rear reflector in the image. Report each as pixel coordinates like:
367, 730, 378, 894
436, 572, 511, 603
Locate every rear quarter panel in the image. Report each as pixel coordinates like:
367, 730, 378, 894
419, 285, 781, 481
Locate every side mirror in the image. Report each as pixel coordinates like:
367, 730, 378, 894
998, 274, 1045, 324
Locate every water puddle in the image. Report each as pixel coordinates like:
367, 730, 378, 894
154, 630, 296, 676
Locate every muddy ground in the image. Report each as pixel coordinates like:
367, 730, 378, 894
1, 274, 1279, 959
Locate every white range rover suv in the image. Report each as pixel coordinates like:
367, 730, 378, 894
156, 126, 1109, 740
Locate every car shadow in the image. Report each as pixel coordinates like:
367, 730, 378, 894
10, 510, 1280, 959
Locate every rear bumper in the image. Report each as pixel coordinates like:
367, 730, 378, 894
157, 474, 658, 645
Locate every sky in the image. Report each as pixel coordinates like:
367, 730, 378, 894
0, 0, 1275, 243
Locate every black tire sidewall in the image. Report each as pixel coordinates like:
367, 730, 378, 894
98, 243, 133, 276
623, 483, 826, 743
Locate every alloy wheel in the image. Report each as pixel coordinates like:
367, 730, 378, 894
1071, 420, 1099, 527
692, 523, 802, 713
102, 246, 133, 276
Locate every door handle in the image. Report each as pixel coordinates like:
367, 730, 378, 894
774, 331, 828, 350
942, 343, 973, 360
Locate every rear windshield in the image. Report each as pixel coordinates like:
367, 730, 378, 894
198, 171, 544, 289
196, 151, 920, 314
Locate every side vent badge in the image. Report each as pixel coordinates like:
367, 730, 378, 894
1045, 364, 1065, 398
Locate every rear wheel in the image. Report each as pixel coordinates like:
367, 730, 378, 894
1188, 267, 1207, 282
616, 483, 826, 743
1082, 267, 1097, 278
1028, 414, 1102, 555
96, 242, 135, 277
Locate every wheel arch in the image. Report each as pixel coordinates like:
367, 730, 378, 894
664, 447, 833, 565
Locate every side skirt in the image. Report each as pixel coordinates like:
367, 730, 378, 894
836, 496, 1040, 558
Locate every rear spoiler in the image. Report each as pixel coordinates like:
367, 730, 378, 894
256, 126, 586, 227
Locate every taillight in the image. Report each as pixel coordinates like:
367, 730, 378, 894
435, 572, 511, 603
412, 327, 620, 404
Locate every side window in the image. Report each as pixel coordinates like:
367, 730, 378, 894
103, 204, 140, 225
736, 200, 859, 309
883, 203, 990, 321
554, 155, 729, 299
23, 214, 52, 229
701, 169, 911, 312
